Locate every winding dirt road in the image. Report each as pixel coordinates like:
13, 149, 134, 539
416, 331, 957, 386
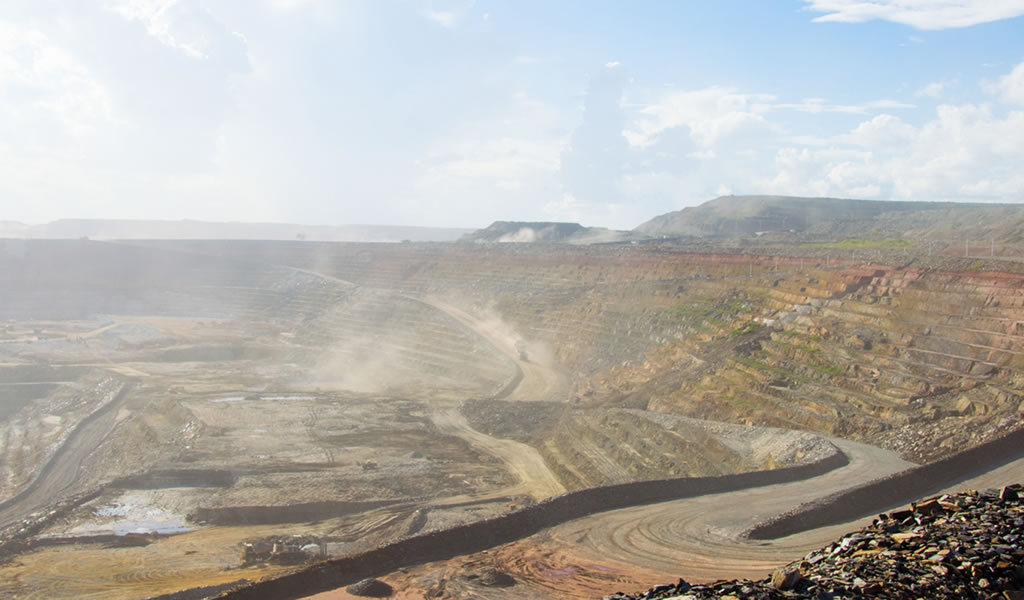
419, 296, 569, 405
420, 296, 568, 499
430, 407, 566, 500
539, 438, 915, 582
0, 381, 132, 529
288, 265, 569, 501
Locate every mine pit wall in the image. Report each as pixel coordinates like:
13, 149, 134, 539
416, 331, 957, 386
190, 499, 409, 526
110, 469, 238, 490
208, 449, 848, 600
746, 425, 1024, 540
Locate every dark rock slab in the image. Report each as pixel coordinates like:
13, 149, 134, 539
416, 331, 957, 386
345, 578, 393, 597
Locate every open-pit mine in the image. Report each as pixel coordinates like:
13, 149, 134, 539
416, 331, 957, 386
3, 199, 1024, 599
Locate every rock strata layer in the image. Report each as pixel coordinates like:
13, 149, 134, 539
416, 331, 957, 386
606, 484, 1024, 600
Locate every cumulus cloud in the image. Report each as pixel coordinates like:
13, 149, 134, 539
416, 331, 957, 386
762, 102, 1024, 202
841, 114, 917, 148
804, 0, 1024, 30
916, 79, 956, 98
421, 0, 475, 28
987, 61, 1024, 105
103, 0, 209, 58
623, 60, 1024, 212
625, 86, 778, 150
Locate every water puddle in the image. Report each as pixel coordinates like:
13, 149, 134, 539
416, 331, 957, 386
68, 492, 195, 536
209, 395, 315, 403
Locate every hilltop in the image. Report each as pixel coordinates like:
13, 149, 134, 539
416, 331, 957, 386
635, 195, 1024, 240
460, 221, 637, 244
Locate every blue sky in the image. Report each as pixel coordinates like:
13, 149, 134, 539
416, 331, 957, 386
2, 1, 1024, 229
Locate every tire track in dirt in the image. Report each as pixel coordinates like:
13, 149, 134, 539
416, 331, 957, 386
537, 438, 914, 583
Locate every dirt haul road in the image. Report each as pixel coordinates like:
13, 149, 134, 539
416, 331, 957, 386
430, 407, 565, 500
420, 296, 569, 405
0, 381, 131, 530
287, 265, 568, 501
538, 438, 916, 582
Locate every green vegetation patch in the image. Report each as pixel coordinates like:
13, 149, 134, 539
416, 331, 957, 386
734, 356, 805, 382
798, 239, 914, 249
776, 329, 823, 343
670, 295, 765, 330
770, 338, 820, 355
731, 321, 762, 336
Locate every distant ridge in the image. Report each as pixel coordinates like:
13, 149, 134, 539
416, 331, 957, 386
635, 195, 1022, 238
461, 221, 639, 244
0, 219, 470, 243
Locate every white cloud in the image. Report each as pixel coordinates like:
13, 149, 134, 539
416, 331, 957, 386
804, 0, 1024, 30
763, 146, 884, 198
773, 98, 915, 114
841, 113, 917, 148
628, 87, 918, 154
423, 10, 457, 27
102, 0, 208, 58
0, 21, 114, 139
264, 0, 323, 12
916, 79, 955, 98
761, 102, 1024, 202
625, 62, 1024, 208
987, 60, 1024, 105
626, 86, 779, 149
421, 0, 476, 28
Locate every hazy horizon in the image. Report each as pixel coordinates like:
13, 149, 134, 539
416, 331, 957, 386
2, 1, 1024, 230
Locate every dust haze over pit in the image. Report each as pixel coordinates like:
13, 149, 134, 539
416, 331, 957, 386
4, 1, 1024, 598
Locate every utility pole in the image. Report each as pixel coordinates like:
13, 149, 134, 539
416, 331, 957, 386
965, 238, 969, 258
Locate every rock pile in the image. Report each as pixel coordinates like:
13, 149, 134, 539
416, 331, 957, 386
346, 577, 393, 597
606, 484, 1024, 599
